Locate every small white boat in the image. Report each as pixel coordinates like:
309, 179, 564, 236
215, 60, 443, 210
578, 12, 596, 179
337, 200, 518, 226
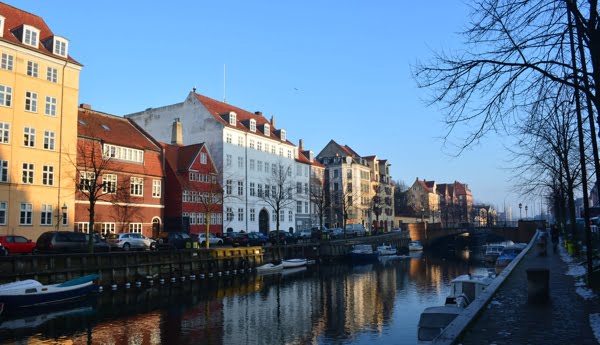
282, 258, 307, 268
444, 273, 494, 307
255, 263, 284, 273
376, 244, 397, 256
417, 305, 463, 343
483, 242, 509, 263
409, 241, 424, 251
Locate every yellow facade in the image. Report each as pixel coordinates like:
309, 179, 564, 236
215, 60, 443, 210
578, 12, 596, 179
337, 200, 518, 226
0, 39, 81, 240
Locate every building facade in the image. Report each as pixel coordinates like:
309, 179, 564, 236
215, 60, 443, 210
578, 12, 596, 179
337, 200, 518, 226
406, 178, 440, 222
0, 3, 82, 239
126, 91, 311, 234
76, 107, 164, 238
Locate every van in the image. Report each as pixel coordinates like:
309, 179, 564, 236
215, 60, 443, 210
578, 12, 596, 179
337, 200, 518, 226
35, 231, 110, 253
345, 224, 367, 237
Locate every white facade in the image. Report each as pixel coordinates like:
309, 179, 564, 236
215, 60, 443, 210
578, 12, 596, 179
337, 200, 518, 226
126, 92, 310, 234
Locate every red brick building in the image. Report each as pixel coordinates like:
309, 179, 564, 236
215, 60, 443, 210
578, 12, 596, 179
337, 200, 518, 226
75, 106, 164, 238
162, 140, 223, 236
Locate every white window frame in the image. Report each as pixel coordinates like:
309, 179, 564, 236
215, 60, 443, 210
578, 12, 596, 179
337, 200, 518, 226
23, 25, 40, 47
42, 165, 54, 186
264, 124, 270, 136
1, 53, 13, 71
281, 129, 286, 141
250, 208, 256, 222
0, 160, 8, 182
40, 204, 53, 226
19, 203, 32, 225
0, 202, 6, 225
27, 61, 38, 77
226, 207, 234, 221
200, 152, 207, 164
226, 179, 232, 195
238, 181, 244, 196
238, 208, 244, 222
53, 37, 68, 57
250, 182, 255, 196
22, 163, 34, 184
0, 122, 9, 144
25, 91, 37, 112
45, 96, 57, 116
129, 223, 143, 233
229, 112, 236, 125
289, 210, 293, 222
79, 171, 95, 192
100, 223, 116, 236
238, 156, 243, 168
0, 16, 5, 38
61, 205, 68, 226
249, 119, 256, 132
226, 133, 232, 144
0, 85, 12, 107
226, 154, 232, 166
46, 67, 58, 83
152, 179, 161, 197
130, 177, 144, 196
237, 136, 244, 146
77, 222, 89, 233
23, 127, 35, 147
43, 130, 55, 150
103, 174, 117, 194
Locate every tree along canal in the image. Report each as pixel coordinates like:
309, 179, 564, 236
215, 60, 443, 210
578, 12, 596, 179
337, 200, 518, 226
0, 249, 488, 344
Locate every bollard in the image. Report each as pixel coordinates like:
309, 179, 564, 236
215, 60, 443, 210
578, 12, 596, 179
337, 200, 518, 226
527, 268, 549, 303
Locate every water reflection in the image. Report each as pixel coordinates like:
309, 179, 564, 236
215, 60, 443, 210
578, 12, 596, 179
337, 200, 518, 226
0, 251, 484, 345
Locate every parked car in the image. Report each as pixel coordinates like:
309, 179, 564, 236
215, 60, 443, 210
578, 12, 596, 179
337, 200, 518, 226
106, 232, 157, 251
0, 235, 36, 254
198, 233, 223, 246
345, 224, 367, 237
269, 231, 297, 245
331, 227, 345, 239
35, 231, 111, 254
310, 226, 330, 240
156, 231, 194, 250
223, 232, 250, 247
246, 232, 269, 246
296, 229, 312, 239
0, 242, 7, 256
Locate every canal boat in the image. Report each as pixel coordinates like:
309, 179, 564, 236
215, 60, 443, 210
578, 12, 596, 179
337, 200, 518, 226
255, 263, 284, 273
282, 258, 307, 268
0, 274, 98, 314
376, 244, 397, 256
349, 244, 379, 263
444, 273, 494, 308
494, 243, 527, 274
483, 242, 510, 263
409, 241, 424, 251
417, 305, 463, 343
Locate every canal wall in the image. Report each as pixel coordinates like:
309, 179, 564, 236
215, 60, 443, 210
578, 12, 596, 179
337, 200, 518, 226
0, 232, 409, 287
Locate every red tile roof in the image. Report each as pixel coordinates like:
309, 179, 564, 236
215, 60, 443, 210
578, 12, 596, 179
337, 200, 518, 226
78, 108, 161, 152
0, 2, 80, 65
193, 93, 294, 146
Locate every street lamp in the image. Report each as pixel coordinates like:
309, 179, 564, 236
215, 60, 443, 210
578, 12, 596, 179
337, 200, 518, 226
56, 202, 68, 230
519, 203, 522, 219
525, 205, 528, 219
421, 207, 425, 223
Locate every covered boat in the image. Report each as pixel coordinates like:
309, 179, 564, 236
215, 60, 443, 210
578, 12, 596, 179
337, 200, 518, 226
417, 306, 462, 343
444, 273, 494, 308
409, 241, 424, 251
256, 263, 284, 273
376, 244, 397, 256
282, 258, 307, 268
349, 244, 378, 263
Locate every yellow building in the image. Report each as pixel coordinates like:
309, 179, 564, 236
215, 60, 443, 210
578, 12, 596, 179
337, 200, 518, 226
0, 3, 81, 240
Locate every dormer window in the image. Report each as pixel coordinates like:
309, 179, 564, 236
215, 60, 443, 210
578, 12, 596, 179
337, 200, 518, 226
23, 25, 40, 48
280, 129, 286, 141
228, 112, 237, 126
0, 16, 5, 38
264, 123, 270, 136
53, 37, 68, 57
249, 119, 256, 132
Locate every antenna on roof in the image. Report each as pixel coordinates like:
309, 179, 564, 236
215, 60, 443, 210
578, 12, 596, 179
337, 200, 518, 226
223, 64, 227, 103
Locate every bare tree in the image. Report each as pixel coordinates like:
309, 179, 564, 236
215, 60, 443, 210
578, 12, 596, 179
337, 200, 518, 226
258, 162, 297, 244
331, 183, 360, 238
371, 183, 385, 231
309, 175, 328, 231
195, 174, 223, 249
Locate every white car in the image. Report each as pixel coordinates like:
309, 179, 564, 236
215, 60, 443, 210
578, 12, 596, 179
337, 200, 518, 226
106, 233, 157, 251
198, 233, 223, 246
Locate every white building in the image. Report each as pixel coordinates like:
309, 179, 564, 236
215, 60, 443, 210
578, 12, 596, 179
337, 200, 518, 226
126, 91, 313, 234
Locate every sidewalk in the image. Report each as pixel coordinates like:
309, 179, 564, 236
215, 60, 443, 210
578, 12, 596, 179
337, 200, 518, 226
459, 238, 600, 345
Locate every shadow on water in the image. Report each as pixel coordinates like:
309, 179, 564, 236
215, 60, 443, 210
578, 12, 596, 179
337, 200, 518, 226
0, 250, 486, 345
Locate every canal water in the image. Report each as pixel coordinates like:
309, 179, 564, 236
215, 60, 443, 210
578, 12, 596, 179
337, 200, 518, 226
0, 250, 487, 345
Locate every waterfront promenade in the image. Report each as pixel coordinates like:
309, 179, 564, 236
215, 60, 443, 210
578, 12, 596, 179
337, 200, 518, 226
459, 238, 600, 344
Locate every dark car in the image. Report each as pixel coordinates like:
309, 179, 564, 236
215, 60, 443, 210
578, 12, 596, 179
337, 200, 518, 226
35, 231, 110, 254
223, 232, 250, 247
156, 231, 195, 250
269, 231, 297, 245
246, 232, 269, 246
0, 235, 36, 254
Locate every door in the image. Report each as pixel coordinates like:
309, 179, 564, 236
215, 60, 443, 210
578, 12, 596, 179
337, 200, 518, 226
259, 209, 269, 235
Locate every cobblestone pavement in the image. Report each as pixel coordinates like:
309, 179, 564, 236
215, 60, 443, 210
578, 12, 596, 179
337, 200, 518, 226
459, 238, 600, 345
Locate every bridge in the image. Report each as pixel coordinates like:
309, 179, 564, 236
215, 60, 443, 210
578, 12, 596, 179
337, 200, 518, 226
406, 220, 544, 247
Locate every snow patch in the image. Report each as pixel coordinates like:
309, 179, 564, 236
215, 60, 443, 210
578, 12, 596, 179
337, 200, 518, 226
567, 265, 586, 277
590, 313, 600, 343
576, 286, 596, 300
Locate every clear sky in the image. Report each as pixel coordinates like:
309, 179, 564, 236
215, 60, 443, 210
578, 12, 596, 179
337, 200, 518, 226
12, 0, 538, 217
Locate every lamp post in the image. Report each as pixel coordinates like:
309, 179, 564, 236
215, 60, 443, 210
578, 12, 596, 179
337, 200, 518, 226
56, 202, 68, 230
519, 203, 522, 219
525, 205, 528, 219
421, 207, 425, 223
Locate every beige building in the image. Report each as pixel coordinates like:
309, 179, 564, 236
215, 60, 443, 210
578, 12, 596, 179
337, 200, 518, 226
0, 3, 81, 239
406, 178, 440, 222
364, 156, 395, 231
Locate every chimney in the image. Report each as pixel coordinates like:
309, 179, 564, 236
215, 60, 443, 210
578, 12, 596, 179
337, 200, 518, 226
270, 115, 275, 127
255, 111, 262, 117
171, 118, 183, 145
80, 103, 91, 110
299, 139, 304, 151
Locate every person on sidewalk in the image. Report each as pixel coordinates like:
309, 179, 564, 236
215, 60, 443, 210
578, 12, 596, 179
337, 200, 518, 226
551, 224, 559, 252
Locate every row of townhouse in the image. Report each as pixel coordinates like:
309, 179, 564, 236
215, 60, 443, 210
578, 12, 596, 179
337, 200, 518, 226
405, 177, 474, 226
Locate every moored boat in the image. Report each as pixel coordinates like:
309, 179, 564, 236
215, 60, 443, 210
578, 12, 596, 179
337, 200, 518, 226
444, 273, 494, 308
282, 258, 307, 268
0, 274, 99, 314
417, 305, 463, 343
409, 240, 424, 251
255, 263, 284, 273
483, 243, 508, 263
349, 244, 378, 263
494, 243, 527, 274
376, 244, 397, 256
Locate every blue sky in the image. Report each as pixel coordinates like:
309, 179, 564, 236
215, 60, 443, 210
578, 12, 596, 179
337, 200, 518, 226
13, 1, 534, 216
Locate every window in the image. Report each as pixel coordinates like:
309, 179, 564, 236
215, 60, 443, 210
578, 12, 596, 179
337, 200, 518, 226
238, 156, 244, 168
250, 208, 256, 222
61, 205, 68, 226
250, 119, 256, 132
280, 210, 284, 222
265, 143, 269, 153
272, 164, 276, 175
257, 161, 263, 172
189, 213, 196, 225
271, 185, 277, 197
304, 183, 309, 195
103, 174, 117, 193
264, 185, 270, 197
271, 145, 276, 154
250, 182, 255, 196
25, 91, 37, 112
297, 182, 302, 193
226, 154, 232, 166
265, 162, 270, 174
238, 181, 244, 195
1, 53, 13, 71
43, 130, 55, 150
257, 183, 263, 197
237, 136, 244, 146
20, 203, 32, 225
182, 190, 189, 202
0, 85, 12, 107
289, 210, 293, 222
27, 61, 38, 77
45, 96, 57, 116
130, 177, 143, 196
79, 171, 95, 192
257, 141, 262, 151
225, 179, 232, 195
229, 112, 236, 125
22, 163, 34, 184
23, 26, 39, 47
40, 204, 53, 225
102, 144, 144, 163
238, 208, 244, 221
279, 148, 283, 156
0, 202, 5, 224
280, 129, 287, 141
226, 133, 232, 143
0, 122, 9, 144
264, 124, 270, 136
304, 201, 309, 213
200, 152, 207, 164
152, 180, 161, 197
249, 139, 255, 149
42, 165, 54, 185
198, 213, 205, 225
54, 38, 68, 57
0, 16, 4, 38
272, 212, 277, 222
249, 159, 255, 170
297, 201, 302, 213
47, 67, 58, 83
287, 150, 292, 159
226, 207, 234, 221
23, 127, 35, 147
0, 160, 7, 182
129, 223, 142, 233
77, 222, 89, 233
101, 223, 115, 235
